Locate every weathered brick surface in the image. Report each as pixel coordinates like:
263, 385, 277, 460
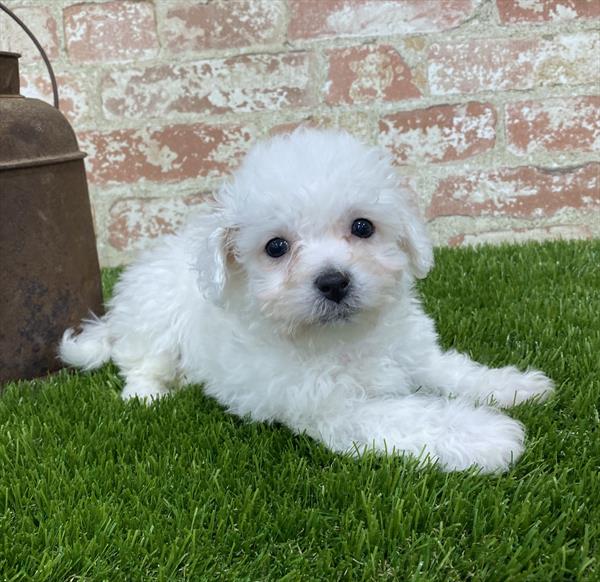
20, 69, 91, 126
108, 195, 207, 252
429, 33, 599, 94
288, 0, 482, 40
0, 6, 59, 61
162, 0, 286, 53
101, 53, 316, 119
326, 45, 421, 105
449, 224, 593, 246
379, 102, 496, 164
428, 163, 600, 219
497, 0, 600, 24
267, 111, 374, 141
506, 96, 600, 155
80, 125, 254, 185
11, 0, 597, 264
64, 1, 159, 63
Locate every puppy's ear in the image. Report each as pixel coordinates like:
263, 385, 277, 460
382, 162, 434, 280
194, 207, 235, 304
205, 224, 232, 302
400, 209, 434, 279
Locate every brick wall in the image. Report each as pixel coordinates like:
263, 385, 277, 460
2, 0, 599, 266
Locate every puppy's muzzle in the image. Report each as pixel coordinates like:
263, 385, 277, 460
314, 270, 351, 304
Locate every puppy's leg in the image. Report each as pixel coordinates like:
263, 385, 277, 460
121, 371, 171, 402
114, 349, 179, 403
306, 396, 524, 473
415, 349, 554, 407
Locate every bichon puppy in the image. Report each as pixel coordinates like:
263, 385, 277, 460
60, 129, 553, 473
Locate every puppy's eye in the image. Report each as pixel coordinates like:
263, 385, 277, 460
351, 218, 374, 239
265, 237, 289, 258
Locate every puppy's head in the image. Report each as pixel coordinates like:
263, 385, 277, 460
198, 129, 432, 331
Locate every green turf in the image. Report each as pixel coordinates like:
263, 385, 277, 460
1, 240, 598, 581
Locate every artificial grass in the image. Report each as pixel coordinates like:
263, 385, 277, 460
0, 240, 598, 581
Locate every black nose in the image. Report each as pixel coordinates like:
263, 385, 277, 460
314, 270, 351, 303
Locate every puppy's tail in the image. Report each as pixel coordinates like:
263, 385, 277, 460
59, 315, 112, 371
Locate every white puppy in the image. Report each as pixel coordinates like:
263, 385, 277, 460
60, 129, 553, 473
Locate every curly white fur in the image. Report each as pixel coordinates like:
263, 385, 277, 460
60, 129, 553, 473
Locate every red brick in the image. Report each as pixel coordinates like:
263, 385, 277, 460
0, 6, 59, 62
163, 0, 285, 53
79, 124, 255, 185
429, 33, 599, 95
506, 96, 600, 155
288, 0, 481, 40
379, 102, 496, 164
108, 194, 207, 252
326, 45, 421, 105
448, 224, 593, 246
497, 0, 600, 23
64, 1, 158, 63
101, 53, 316, 119
20, 68, 91, 126
428, 163, 600, 219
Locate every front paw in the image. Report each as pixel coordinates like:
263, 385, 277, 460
435, 406, 525, 474
121, 381, 170, 404
486, 368, 554, 408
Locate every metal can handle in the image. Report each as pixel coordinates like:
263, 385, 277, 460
0, 1, 59, 109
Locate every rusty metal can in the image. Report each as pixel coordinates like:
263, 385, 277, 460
0, 7, 103, 384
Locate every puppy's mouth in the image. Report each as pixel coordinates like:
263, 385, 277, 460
313, 297, 359, 325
